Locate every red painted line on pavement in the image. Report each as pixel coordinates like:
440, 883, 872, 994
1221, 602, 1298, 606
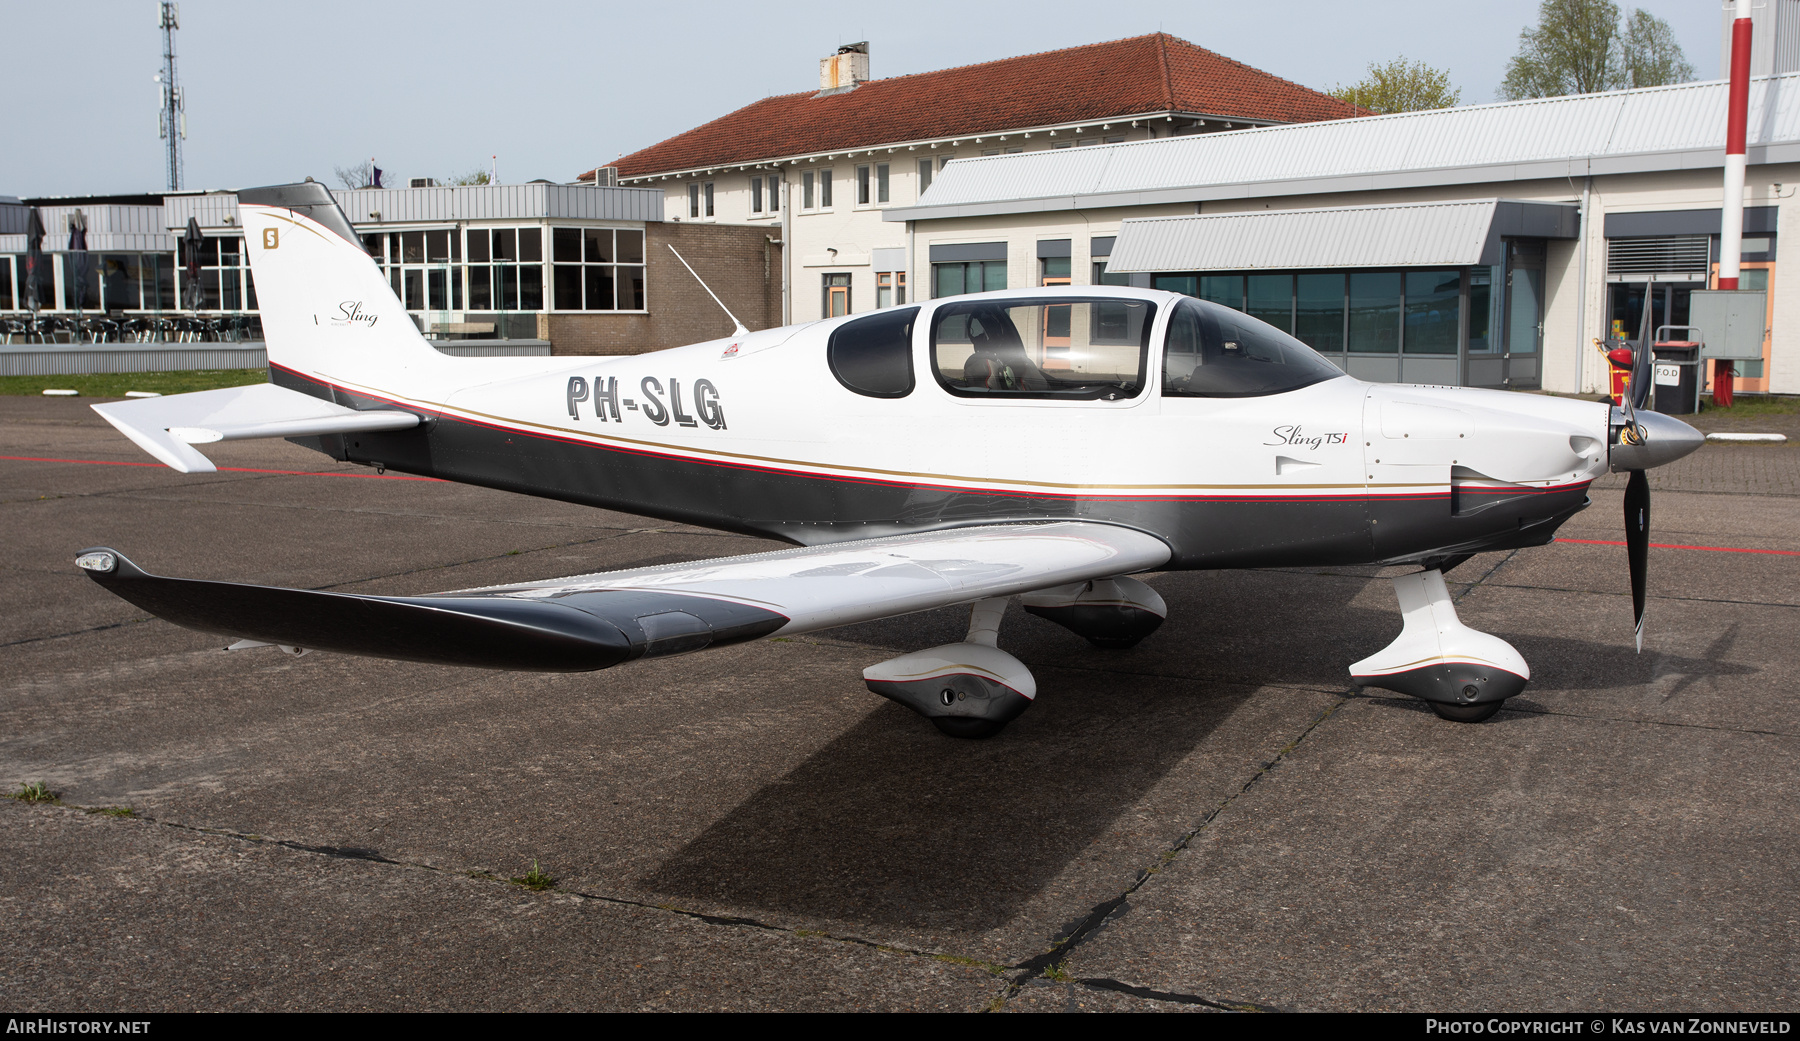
1557, 537, 1800, 557
0, 455, 442, 482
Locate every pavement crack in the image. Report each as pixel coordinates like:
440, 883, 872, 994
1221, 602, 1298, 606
0, 619, 148, 651
1451, 549, 1521, 604
991, 697, 1346, 1010
1073, 976, 1284, 1012
22, 802, 1013, 986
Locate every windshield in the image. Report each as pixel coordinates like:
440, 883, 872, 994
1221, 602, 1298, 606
1162, 297, 1346, 398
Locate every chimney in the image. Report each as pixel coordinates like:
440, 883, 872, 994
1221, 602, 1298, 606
818, 41, 870, 94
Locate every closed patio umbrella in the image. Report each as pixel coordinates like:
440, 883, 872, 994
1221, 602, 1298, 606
23, 207, 44, 313
68, 210, 90, 335
182, 216, 203, 313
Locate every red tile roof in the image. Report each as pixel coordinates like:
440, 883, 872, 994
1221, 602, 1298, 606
596, 34, 1364, 181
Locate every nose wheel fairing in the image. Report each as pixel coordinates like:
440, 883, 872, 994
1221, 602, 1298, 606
1350, 569, 1529, 714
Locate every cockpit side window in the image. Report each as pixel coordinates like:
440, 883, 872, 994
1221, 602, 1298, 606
930, 297, 1156, 400
828, 306, 918, 398
1162, 297, 1345, 398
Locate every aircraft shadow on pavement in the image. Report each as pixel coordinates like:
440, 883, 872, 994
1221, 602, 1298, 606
639, 569, 1369, 933
638, 568, 1743, 932
640, 676, 1260, 934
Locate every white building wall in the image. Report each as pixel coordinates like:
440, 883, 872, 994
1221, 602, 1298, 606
1771, 184, 1800, 393
636, 127, 1172, 322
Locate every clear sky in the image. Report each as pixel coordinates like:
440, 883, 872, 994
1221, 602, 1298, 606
0, 0, 1723, 199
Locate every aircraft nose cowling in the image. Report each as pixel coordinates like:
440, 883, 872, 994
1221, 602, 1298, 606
1609, 409, 1706, 472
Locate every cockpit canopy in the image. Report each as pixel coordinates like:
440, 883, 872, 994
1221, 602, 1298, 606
825, 292, 1346, 401
930, 297, 1156, 401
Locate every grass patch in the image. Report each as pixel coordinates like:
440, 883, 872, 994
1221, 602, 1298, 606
509, 860, 557, 891
0, 369, 267, 398
84, 806, 135, 817
8, 781, 60, 804
1701, 394, 1800, 416
1041, 962, 1074, 982
932, 952, 1008, 976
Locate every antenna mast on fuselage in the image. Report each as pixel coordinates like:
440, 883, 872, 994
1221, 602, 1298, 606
667, 245, 749, 337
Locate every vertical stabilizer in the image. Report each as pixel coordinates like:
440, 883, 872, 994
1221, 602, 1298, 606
237, 182, 444, 389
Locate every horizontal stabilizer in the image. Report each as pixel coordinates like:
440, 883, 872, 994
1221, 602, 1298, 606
91, 383, 419, 473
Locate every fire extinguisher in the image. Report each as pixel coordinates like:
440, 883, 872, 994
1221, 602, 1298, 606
1603, 343, 1637, 406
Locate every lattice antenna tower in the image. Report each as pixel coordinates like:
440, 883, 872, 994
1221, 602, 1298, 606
156, 2, 185, 191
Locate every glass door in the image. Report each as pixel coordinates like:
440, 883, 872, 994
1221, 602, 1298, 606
1502, 239, 1544, 387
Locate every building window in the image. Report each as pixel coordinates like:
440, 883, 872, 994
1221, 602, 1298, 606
856, 163, 892, 205
1041, 257, 1071, 286
802, 171, 815, 210
820, 168, 833, 208
467, 227, 544, 312
177, 235, 255, 311
876, 271, 907, 308
703, 182, 715, 219
917, 158, 933, 196
0, 255, 13, 310
1403, 270, 1461, 355
688, 184, 700, 219
933, 260, 1006, 298
384, 229, 462, 313
1348, 271, 1401, 354
1296, 273, 1345, 353
97, 252, 175, 312
551, 227, 646, 311
768, 176, 779, 212
1247, 274, 1293, 332
1094, 260, 1130, 287
823, 273, 851, 317
750, 177, 763, 214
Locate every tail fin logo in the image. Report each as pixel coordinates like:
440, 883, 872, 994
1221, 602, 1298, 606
262, 228, 279, 249
328, 301, 379, 328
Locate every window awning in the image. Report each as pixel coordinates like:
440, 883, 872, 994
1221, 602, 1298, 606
1104, 199, 1579, 273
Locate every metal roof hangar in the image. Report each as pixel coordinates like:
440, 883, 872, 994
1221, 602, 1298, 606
887, 75, 1800, 396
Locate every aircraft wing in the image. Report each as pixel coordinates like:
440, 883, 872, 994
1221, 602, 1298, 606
74, 522, 1170, 671
91, 383, 420, 474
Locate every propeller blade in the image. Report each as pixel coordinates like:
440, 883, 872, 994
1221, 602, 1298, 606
1631, 279, 1654, 410
1625, 468, 1650, 652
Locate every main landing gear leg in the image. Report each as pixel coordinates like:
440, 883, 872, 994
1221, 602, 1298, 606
863, 597, 1035, 739
1349, 569, 1529, 723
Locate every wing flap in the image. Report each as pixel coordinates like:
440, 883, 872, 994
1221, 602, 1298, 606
92, 383, 419, 473
443, 521, 1171, 636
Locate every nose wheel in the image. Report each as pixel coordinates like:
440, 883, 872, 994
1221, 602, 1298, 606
1427, 700, 1505, 724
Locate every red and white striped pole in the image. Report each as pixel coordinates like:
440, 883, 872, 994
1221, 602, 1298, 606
1717, 0, 1754, 405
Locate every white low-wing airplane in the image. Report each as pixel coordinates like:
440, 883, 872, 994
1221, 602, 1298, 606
76, 183, 1702, 737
